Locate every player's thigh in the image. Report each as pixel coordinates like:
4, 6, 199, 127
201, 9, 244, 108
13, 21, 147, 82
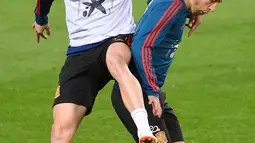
54, 47, 110, 116
53, 103, 87, 130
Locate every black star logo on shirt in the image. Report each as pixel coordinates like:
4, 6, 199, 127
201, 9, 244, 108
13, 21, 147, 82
82, 0, 106, 17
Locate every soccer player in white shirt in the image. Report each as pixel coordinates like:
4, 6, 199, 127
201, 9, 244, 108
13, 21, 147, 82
32, 0, 160, 142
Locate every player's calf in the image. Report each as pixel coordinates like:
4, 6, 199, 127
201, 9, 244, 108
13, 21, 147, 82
106, 41, 145, 111
106, 40, 154, 138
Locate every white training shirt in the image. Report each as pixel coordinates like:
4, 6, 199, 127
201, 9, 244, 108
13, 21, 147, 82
64, 0, 136, 47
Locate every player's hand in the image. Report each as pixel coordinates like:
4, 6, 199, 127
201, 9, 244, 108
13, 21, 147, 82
32, 22, 51, 43
186, 3, 218, 37
148, 96, 162, 118
186, 15, 203, 37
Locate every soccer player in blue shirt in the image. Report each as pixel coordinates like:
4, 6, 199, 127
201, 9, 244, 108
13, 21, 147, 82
111, 0, 222, 142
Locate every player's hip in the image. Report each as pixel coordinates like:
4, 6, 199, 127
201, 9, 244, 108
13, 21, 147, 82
61, 34, 133, 83
67, 26, 135, 47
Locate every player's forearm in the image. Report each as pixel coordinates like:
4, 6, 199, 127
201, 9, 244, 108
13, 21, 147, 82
34, 0, 54, 25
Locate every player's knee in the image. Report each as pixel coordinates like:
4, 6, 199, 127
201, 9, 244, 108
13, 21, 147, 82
107, 54, 130, 80
51, 122, 75, 141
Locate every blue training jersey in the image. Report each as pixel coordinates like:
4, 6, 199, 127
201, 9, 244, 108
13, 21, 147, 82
114, 0, 190, 97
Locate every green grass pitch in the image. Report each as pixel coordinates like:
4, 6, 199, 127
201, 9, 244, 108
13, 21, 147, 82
0, 0, 254, 142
